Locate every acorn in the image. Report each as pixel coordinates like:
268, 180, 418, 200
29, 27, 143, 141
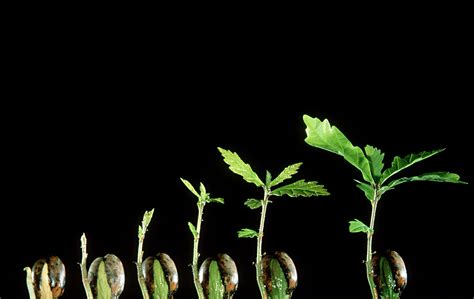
142, 253, 179, 298
372, 250, 407, 297
262, 251, 298, 298
32, 256, 66, 298
88, 254, 125, 298
199, 253, 239, 299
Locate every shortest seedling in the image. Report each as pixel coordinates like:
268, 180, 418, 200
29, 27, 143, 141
24, 256, 66, 299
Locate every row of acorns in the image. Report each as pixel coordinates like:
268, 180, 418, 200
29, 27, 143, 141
26, 251, 297, 298
27, 250, 407, 298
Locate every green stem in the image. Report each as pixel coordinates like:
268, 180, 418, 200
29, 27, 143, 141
192, 202, 206, 299
24, 267, 35, 299
137, 232, 149, 299
366, 191, 380, 299
80, 233, 94, 299
256, 188, 271, 299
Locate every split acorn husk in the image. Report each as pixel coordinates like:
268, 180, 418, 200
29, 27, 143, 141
372, 250, 407, 298
88, 254, 125, 298
32, 256, 66, 298
142, 252, 179, 298
199, 253, 239, 299
262, 251, 298, 299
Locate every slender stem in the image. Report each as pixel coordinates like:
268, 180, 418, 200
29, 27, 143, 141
24, 267, 36, 299
192, 202, 206, 299
366, 190, 379, 299
256, 188, 270, 299
80, 233, 94, 299
137, 231, 149, 299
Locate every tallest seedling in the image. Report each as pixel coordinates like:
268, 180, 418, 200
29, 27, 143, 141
303, 115, 466, 299
219, 147, 329, 298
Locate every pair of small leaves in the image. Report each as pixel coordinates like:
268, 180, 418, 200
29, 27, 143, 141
138, 209, 155, 239
180, 178, 224, 205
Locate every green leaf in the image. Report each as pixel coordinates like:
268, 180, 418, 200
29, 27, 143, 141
209, 197, 225, 204
349, 219, 372, 233
199, 182, 207, 198
244, 198, 262, 209
188, 222, 197, 238
97, 261, 112, 299
268, 257, 290, 299
379, 257, 399, 299
266, 170, 272, 186
355, 180, 375, 201
180, 178, 200, 198
385, 172, 467, 190
380, 149, 445, 185
153, 258, 169, 299
365, 145, 385, 181
218, 147, 264, 187
237, 228, 259, 238
272, 179, 329, 197
208, 260, 224, 299
269, 162, 302, 188
304, 115, 374, 184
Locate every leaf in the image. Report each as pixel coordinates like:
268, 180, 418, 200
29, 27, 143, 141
237, 228, 259, 238
244, 198, 262, 209
153, 258, 169, 299
269, 162, 302, 188
218, 147, 264, 187
199, 182, 207, 198
355, 180, 375, 201
97, 261, 112, 299
365, 145, 385, 181
303, 115, 374, 184
188, 222, 197, 238
272, 179, 329, 197
209, 260, 225, 299
180, 178, 200, 198
266, 170, 272, 186
385, 172, 467, 189
349, 219, 372, 233
380, 149, 445, 185
209, 197, 225, 204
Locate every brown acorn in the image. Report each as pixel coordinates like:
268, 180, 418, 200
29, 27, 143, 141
142, 253, 179, 297
372, 250, 407, 296
199, 253, 239, 298
262, 251, 298, 298
88, 254, 125, 298
32, 256, 66, 298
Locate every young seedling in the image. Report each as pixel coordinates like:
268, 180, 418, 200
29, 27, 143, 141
218, 147, 329, 299
137, 209, 155, 299
180, 178, 225, 299
80, 233, 94, 299
303, 115, 467, 299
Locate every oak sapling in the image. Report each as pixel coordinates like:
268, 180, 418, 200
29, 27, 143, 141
303, 115, 467, 299
218, 147, 329, 299
180, 178, 225, 299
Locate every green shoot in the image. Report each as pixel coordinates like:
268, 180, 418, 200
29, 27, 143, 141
181, 178, 224, 299
137, 209, 155, 299
218, 147, 329, 298
303, 115, 467, 298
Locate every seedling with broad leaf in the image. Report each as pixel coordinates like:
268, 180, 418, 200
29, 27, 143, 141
218, 147, 329, 299
303, 115, 467, 299
180, 178, 228, 299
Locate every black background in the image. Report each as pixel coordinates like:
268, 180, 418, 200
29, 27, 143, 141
1, 12, 473, 299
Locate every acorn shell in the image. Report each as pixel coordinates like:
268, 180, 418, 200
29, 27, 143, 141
372, 250, 407, 294
32, 256, 66, 298
142, 253, 179, 295
262, 251, 298, 297
199, 253, 239, 298
88, 254, 125, 298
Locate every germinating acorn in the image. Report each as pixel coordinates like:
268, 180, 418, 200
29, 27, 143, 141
88, 254, 125, 298
32, 256, 66, 298
372, 250, 407, 296
142, 253, 179, 297
262, 251, 297, 298
199, 253, 239, 298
